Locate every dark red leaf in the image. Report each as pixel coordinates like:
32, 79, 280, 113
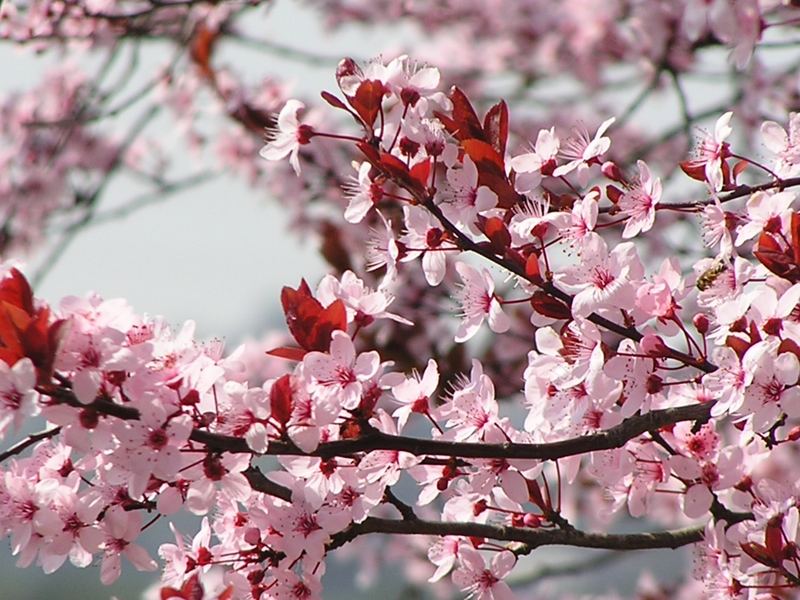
482, 216, 511, 253
461, 139, 504, 172
189, 24, 217, 80
530, 292, 571, 320
483, 100, 509, 157
725, 335, 752, 360
446, 87, 485, 141
320, 91, 348, 110
792, 212, 800, 264
765, 516, 784, 563
349, 80, 384, 129
270, 374, 293, 429
741, 542, 778, 568
280, 281, 346, 351
679, 160, 707, 182
216, 587, 235, 600
265, 346, 307, 361
409, 158, 432, 189
0, 268, 35, 314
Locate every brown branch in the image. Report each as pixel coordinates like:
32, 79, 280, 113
41, 383, 714, 461
328, 516, 704, 552
658, 175, 800, 212
242, 466, 291, 502
0, 427, 62, 463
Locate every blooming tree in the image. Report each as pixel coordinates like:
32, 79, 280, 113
4, 1, 800, 599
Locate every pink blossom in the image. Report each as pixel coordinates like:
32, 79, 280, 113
391, 358, 439, 431
259, 99, 313, 175
689, 112, 733, 192
343, 161, 382, 223
111, 413, 193, 498
443, 156, 498, 233
553, 117, 615, 183
270, 495, 350, 565
559, 236, 641, 319
453, 262, 510, 343
99, 506, 157, 584
618, 160, 662, 238
706, 347, 752, 417
509, 127, 559, 193
761, 113, 800, 178
634, 258, 686, 325
158, 518, 217, 587
400, 205, 453, 286
0, 358, 38, 440
452, 547, 515, 600
302, 330, 381, 410
316, 270, 411, 326
734, 190, 795, 246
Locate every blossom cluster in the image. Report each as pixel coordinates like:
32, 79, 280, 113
2, 50, 800, 599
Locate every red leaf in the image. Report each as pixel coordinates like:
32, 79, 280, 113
0, 268, 34, 314
530, 292, 572, 320
725, 335, 752, 360
270, 374, 293, 429
189, 24, 217, 80
525, 255, 542, 282
732, 159, 749, 181
792, 212, 800, 264
446, 87, 484, 141
606, 184, 624, 204
778, 338, 800, 362
765, 516, 784, 563
483, 100, 509, 157
741, 542, 778, 568
0, 269, 64, 380
461, 139, 521, 208
279, 281, 346, 351
265, 346, 307, 361
216, 587, 235, 600
160, 573, 204, 600
409, 158, 432, 189
349, 80, 384, 129
482, 216, 511, 253
679, 160, 707, 182
461, 139, 504, 172
320, 91, 348, 110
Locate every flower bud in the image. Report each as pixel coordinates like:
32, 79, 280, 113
693, 313, 710, 334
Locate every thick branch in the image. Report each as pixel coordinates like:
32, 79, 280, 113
41, 384, 714, 461
329, 516, 704, 552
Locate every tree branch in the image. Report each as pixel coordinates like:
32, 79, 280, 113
328, 516, 704, 552
40, 383, 714, 462
0, 427, 62, 463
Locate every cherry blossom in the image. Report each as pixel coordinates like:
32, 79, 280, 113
259, 99, 314, 175
559, 236, 642, 319
0, 358, 38, 439
6, 20, 800, 598
453, 262, 510, 343
390, 358, 439, 431
553, 117, 615, 183
761, 113, 800, 178
302, 330, 381, 410
452, 547, 515, 600
618, 160, 661, 238
509, 127, 559, 193
99, 506, 158, 584
687, 112, 734, 192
